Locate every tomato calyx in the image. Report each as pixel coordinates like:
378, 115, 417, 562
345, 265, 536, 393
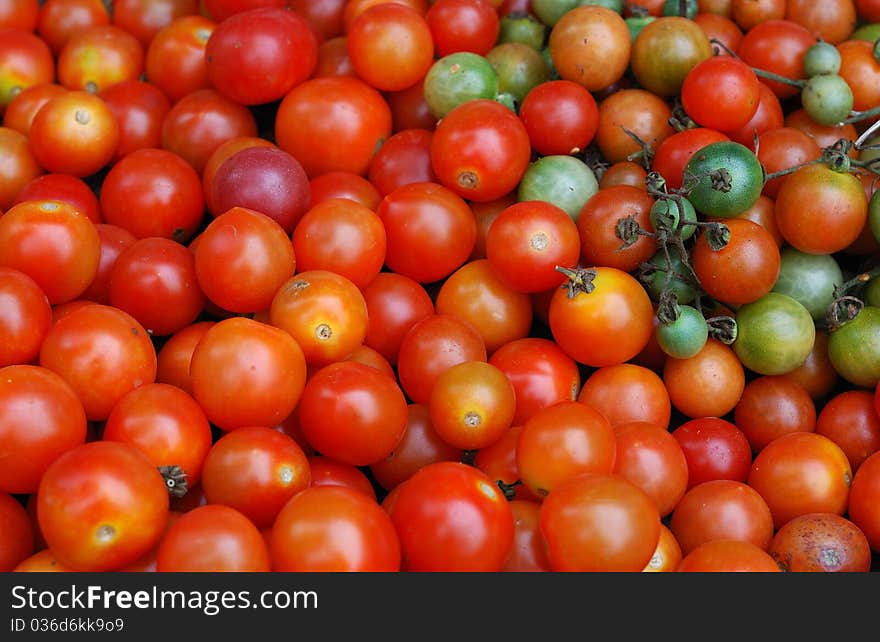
496, 479, 522, 501
159, 465, 189, 498
705, 314, 738, 345
556, 266, 597, 297
825, 270, 880, 331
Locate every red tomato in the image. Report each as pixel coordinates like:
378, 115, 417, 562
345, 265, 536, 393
430, 99, 531, 202
39, 304, 157, 421
539, 473, 660, 572
37, 0, 109, 55
102, 382, 213, 487
677, 540, 781, 572
156, 504, 270, 572
12, 173, 101, 224
362, 272, 434, 364
848, 451, 880, 551
0, 127, 42, 212
815, 391, 880, 474
99, 80, 171, 163
37, 441, 169, 571
578, 363, 671, 430
0, 268, 51, 367
201, 427, 310, 529
307, 456, 377, 501
57, 24, 143, 94
519, 80, 599, 157
734, 376, 817, 453
155, 321, 214, 396
0, 365, 87, 494
652, 128, 730, 191
298, 361, 408, 466
672, 417, 753, 489
681, 56, 760, 131
425, 0, 499, 57
189, 317, 307, 431
388, 462, 514, 571
2, 82, 68, 137
366, 128, 435, 196
576, 185, 657, 272
0, 493, 33, 572
145, 15, 215, 103
670, 480, 774, 555
0, 28, 54, 113
503, 500, 551, 572
272, 486, 400, 571
111, 0, 199, 47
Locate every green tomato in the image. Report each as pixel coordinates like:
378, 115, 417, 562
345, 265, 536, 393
656, 305, 708, 359
498, 14, 547, 51
517, 155, 598, 221
802, 42, 842, 77
865, 278, 880, 308
733, 292, 816, 376
683, 141, 764, 218
423, 53, 499, 119
648, 197, 697, 240
828, 306, 880, 388
531, 0, 578, 27
579, 0, 624, 12
662, 0, 697, 19
801, 74, 854, 126
644, 251, 699, 304
771, 247, 844, 321
850, 23, 880, 42
625, 16, 656, 41
869, 189, 880, 244
486, 42, 550, 104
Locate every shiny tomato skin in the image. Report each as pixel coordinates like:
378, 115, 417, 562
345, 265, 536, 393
388, 462, 514, 571
0, 365, 87, 494
271, 486, 400, 572
0, 493, 33, 572
848, 452, 880, 551
0, 267, 51, 367
37, 441, 169, 571
672, 417, 753, 489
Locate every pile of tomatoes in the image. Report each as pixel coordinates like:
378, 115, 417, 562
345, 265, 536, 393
1, 0, 880, 574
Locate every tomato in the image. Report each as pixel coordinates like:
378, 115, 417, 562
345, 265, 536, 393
0, 493, 33, 572
271, 486, 400, 572
209, 146, 310, 235
0, 128, 42, 213
155, 321, 214, 396
595, 89, 674, 165
782, 330, 838, 401
613, 421, 688, 517
431, 99, 530, 202
57, 24, 143, 93
0, 268, 51, 367
289, 0, 346, 40
145, 15, 214, 103
347, 4, 433, 92
725, 82, 784, 149
578, 363, 671, 430
786, 0, 856, 44
112, 0, 199, 47
734, 376, 816, 453
652, 128, 729, 191
683, 141, 764, 218
37, 0, 108, 55
737, 19, 816, 99
548, 6, 631, 92
816, 391, 880, 474
426, 0, 500, 58
671, 417, 752, 489
298, 361, 407, 466
486, 200, 580, 293
293, 199, 386, 290
275, 76, 391, 178
423, 52, 500, 120
206, 8, 316, 106
0, 28, 54, 113
362, 273, 433, 365
681, 56, 759, 132
103, 382, 212, 489
548, 267, 653, 368
775, 163, 867, 255
371, 404, 463, 491
98, 80, 170, 163
435, 259, 532, 353
748, 432, 852, 529
769, 512, 871, 572
13, 549, 73, 572
367, 128, 435, 196
0, 0, 39, 31
269, 270, 368, 367
0, 200, 100, 305
515, 401, 616, 497
730, 0, 784, 31
385, 75, 436, 132
29, 90, 119, 178
156, 504, 270, 572
828, 307, 880, 389
733, 292, 816, 377
848, 451, 880, 551
503, 500, 551, 572
694, 12, 742, 53
389, 462, 513, 571
161, 88, 257, 174
201, 136, 276, 213
2, 83, 67, 137
576, 186, 657, 272
0, 365, 86, 494
108, 237, 205, 337
378, 181, 476, 283
13, 173, 101, 225
643, 524, 682, 572
630, 16, 712, 97
838, 40, 880, 114
189, 317, 306, 430
343, 0, 429, 32
664, 340, 745, 418
309, 170, 381, 210
771, 247, 843, 321
599, 161, 647, 190
194, 207, 294, 315
307, 456, 376, 500
488, 338, 580, 427
38, 441, 168, 571
201, 427, 309, 529
677, 540, 781, 572
540, 473, 660, 572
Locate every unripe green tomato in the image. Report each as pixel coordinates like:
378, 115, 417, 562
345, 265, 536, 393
423, 53, 499, 119
656, 305, 708, 359
801, 74, 854, 126
517, 155, 598, 221
803, 42, 842, 77
649, 197, 697, 240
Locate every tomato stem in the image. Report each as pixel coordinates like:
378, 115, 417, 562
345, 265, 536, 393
555, 266, 598, 297
843, 104, 880, 124
709, 38, 806, 89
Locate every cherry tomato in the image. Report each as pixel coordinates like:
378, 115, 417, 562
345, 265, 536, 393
307, 456, 376, 500
769, 512, 871, 572
362, 273, 434, 364
155, 321, 214, 396
0, 268, 51, 367
57, 24, 143, 94
579, 363, 671, 430
734, 376, 816, 453
145, 15, 215, 103
677, 540, 781, 572
815, 391, 880, 473
112, 0, 199, 48
0, 494, 33, 572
